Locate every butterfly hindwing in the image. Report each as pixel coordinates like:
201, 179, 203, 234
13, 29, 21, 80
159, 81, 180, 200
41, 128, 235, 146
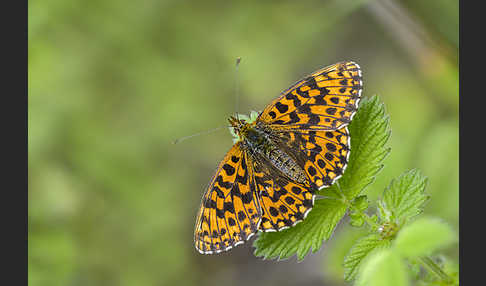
258, 61, 362, 131
295, 127, 350, 190
265, 125, 351, 191
250, 158, 316, 232
194, 143, 262, 254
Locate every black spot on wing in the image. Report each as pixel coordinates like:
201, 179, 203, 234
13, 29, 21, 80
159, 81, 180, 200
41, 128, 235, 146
275, 102, 289, 113
325, 152, 334, 161
307, 166, 317, 176
285, 196, 295, 204
304, 76, 318, 89
326, 143, 337, 152
288, 111, 300, 124
216, 208, 225, 218
314, 94, 327, 105
291, 186, 302, 195
326, 107, 337, 115
216, 175, 232, 189
222, 164, 235, 176
231, 183, 241, 197
269, 207, 279, 217
285, 92, 302, 107
242, 192, 253, 204
308, 114, 320, 125
224, 202, 235, 213
236, 170, 248, 184
238, 211, 246, 221
214, 186, 225, 198
204, 199, 217, 209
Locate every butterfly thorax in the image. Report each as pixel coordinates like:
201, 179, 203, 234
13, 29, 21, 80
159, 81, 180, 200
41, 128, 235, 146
229, 115, 307, 184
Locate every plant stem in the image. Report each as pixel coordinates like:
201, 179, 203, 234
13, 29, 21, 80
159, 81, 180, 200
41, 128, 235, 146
418, 256, 455, 284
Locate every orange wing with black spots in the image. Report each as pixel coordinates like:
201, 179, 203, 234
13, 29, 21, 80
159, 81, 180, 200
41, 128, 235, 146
252, 166, 316, 232
250, 127, 350, 231
266, 125, 351, 191
288, 127, 351, 190
258, 61, 362, 131
194, 143, 262, 254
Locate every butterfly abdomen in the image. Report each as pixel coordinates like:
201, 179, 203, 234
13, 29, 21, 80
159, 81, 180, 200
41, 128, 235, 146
243, 127, 307, 184
267, 148, 307, 184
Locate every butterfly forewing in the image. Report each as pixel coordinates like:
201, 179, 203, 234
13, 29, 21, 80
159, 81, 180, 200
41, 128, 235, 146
258, 61, 362, 131
194, 143, 262, 254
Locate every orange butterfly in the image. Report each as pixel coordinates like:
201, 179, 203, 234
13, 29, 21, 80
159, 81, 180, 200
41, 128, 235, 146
194, 61, 363, 254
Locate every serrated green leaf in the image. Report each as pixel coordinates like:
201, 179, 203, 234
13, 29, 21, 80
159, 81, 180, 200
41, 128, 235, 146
253, 95, 391, 260
323, 226, 368, 281
394, 217, 456, 258
343, 234, 389, 281
323, 95, 391, 200
353, 195, 369, 211
356, 249, 409, 286
377, 200, 392, 222
253, 197, 346, 261
349, 216, 364, 228
349, 211, 361, 219
381, 169, 430, 225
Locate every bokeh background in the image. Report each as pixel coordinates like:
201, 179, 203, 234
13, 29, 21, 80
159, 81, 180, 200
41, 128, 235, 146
28, 0, 458, 285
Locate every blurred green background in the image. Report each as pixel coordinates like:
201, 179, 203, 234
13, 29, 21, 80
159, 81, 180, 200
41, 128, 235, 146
28, 0, 458, 285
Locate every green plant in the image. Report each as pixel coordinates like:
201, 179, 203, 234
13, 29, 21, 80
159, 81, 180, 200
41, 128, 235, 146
253, 95, 458, 285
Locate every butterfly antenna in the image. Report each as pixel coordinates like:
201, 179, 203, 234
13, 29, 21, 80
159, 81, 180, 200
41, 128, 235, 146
172, 126, 227, 144
235, 57, 241, 121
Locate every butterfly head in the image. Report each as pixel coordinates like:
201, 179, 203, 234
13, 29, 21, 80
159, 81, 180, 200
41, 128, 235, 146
228, 111, 260, 144
228, 116, 248, 143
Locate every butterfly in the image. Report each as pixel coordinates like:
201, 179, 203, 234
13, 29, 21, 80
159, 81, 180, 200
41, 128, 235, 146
194, 61, 363, 254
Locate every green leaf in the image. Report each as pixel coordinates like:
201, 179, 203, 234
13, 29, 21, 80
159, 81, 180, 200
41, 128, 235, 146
406, 258, 422, 281
253, 196, 346, 261
377, 200, 391, 223
353, 195, 369, 211
343, 233, 390, 281
394, 217, 456, 258
253, 95, 391, 260
323, 227, 368, 280
356, 249, 409, 286
380, 169, 430, 225
349, 213, 365, 228
323, 95, 391, 200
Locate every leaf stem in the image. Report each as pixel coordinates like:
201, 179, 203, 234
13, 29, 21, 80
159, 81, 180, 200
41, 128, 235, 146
417, 256, 455, 284
334, 182, 379, 230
